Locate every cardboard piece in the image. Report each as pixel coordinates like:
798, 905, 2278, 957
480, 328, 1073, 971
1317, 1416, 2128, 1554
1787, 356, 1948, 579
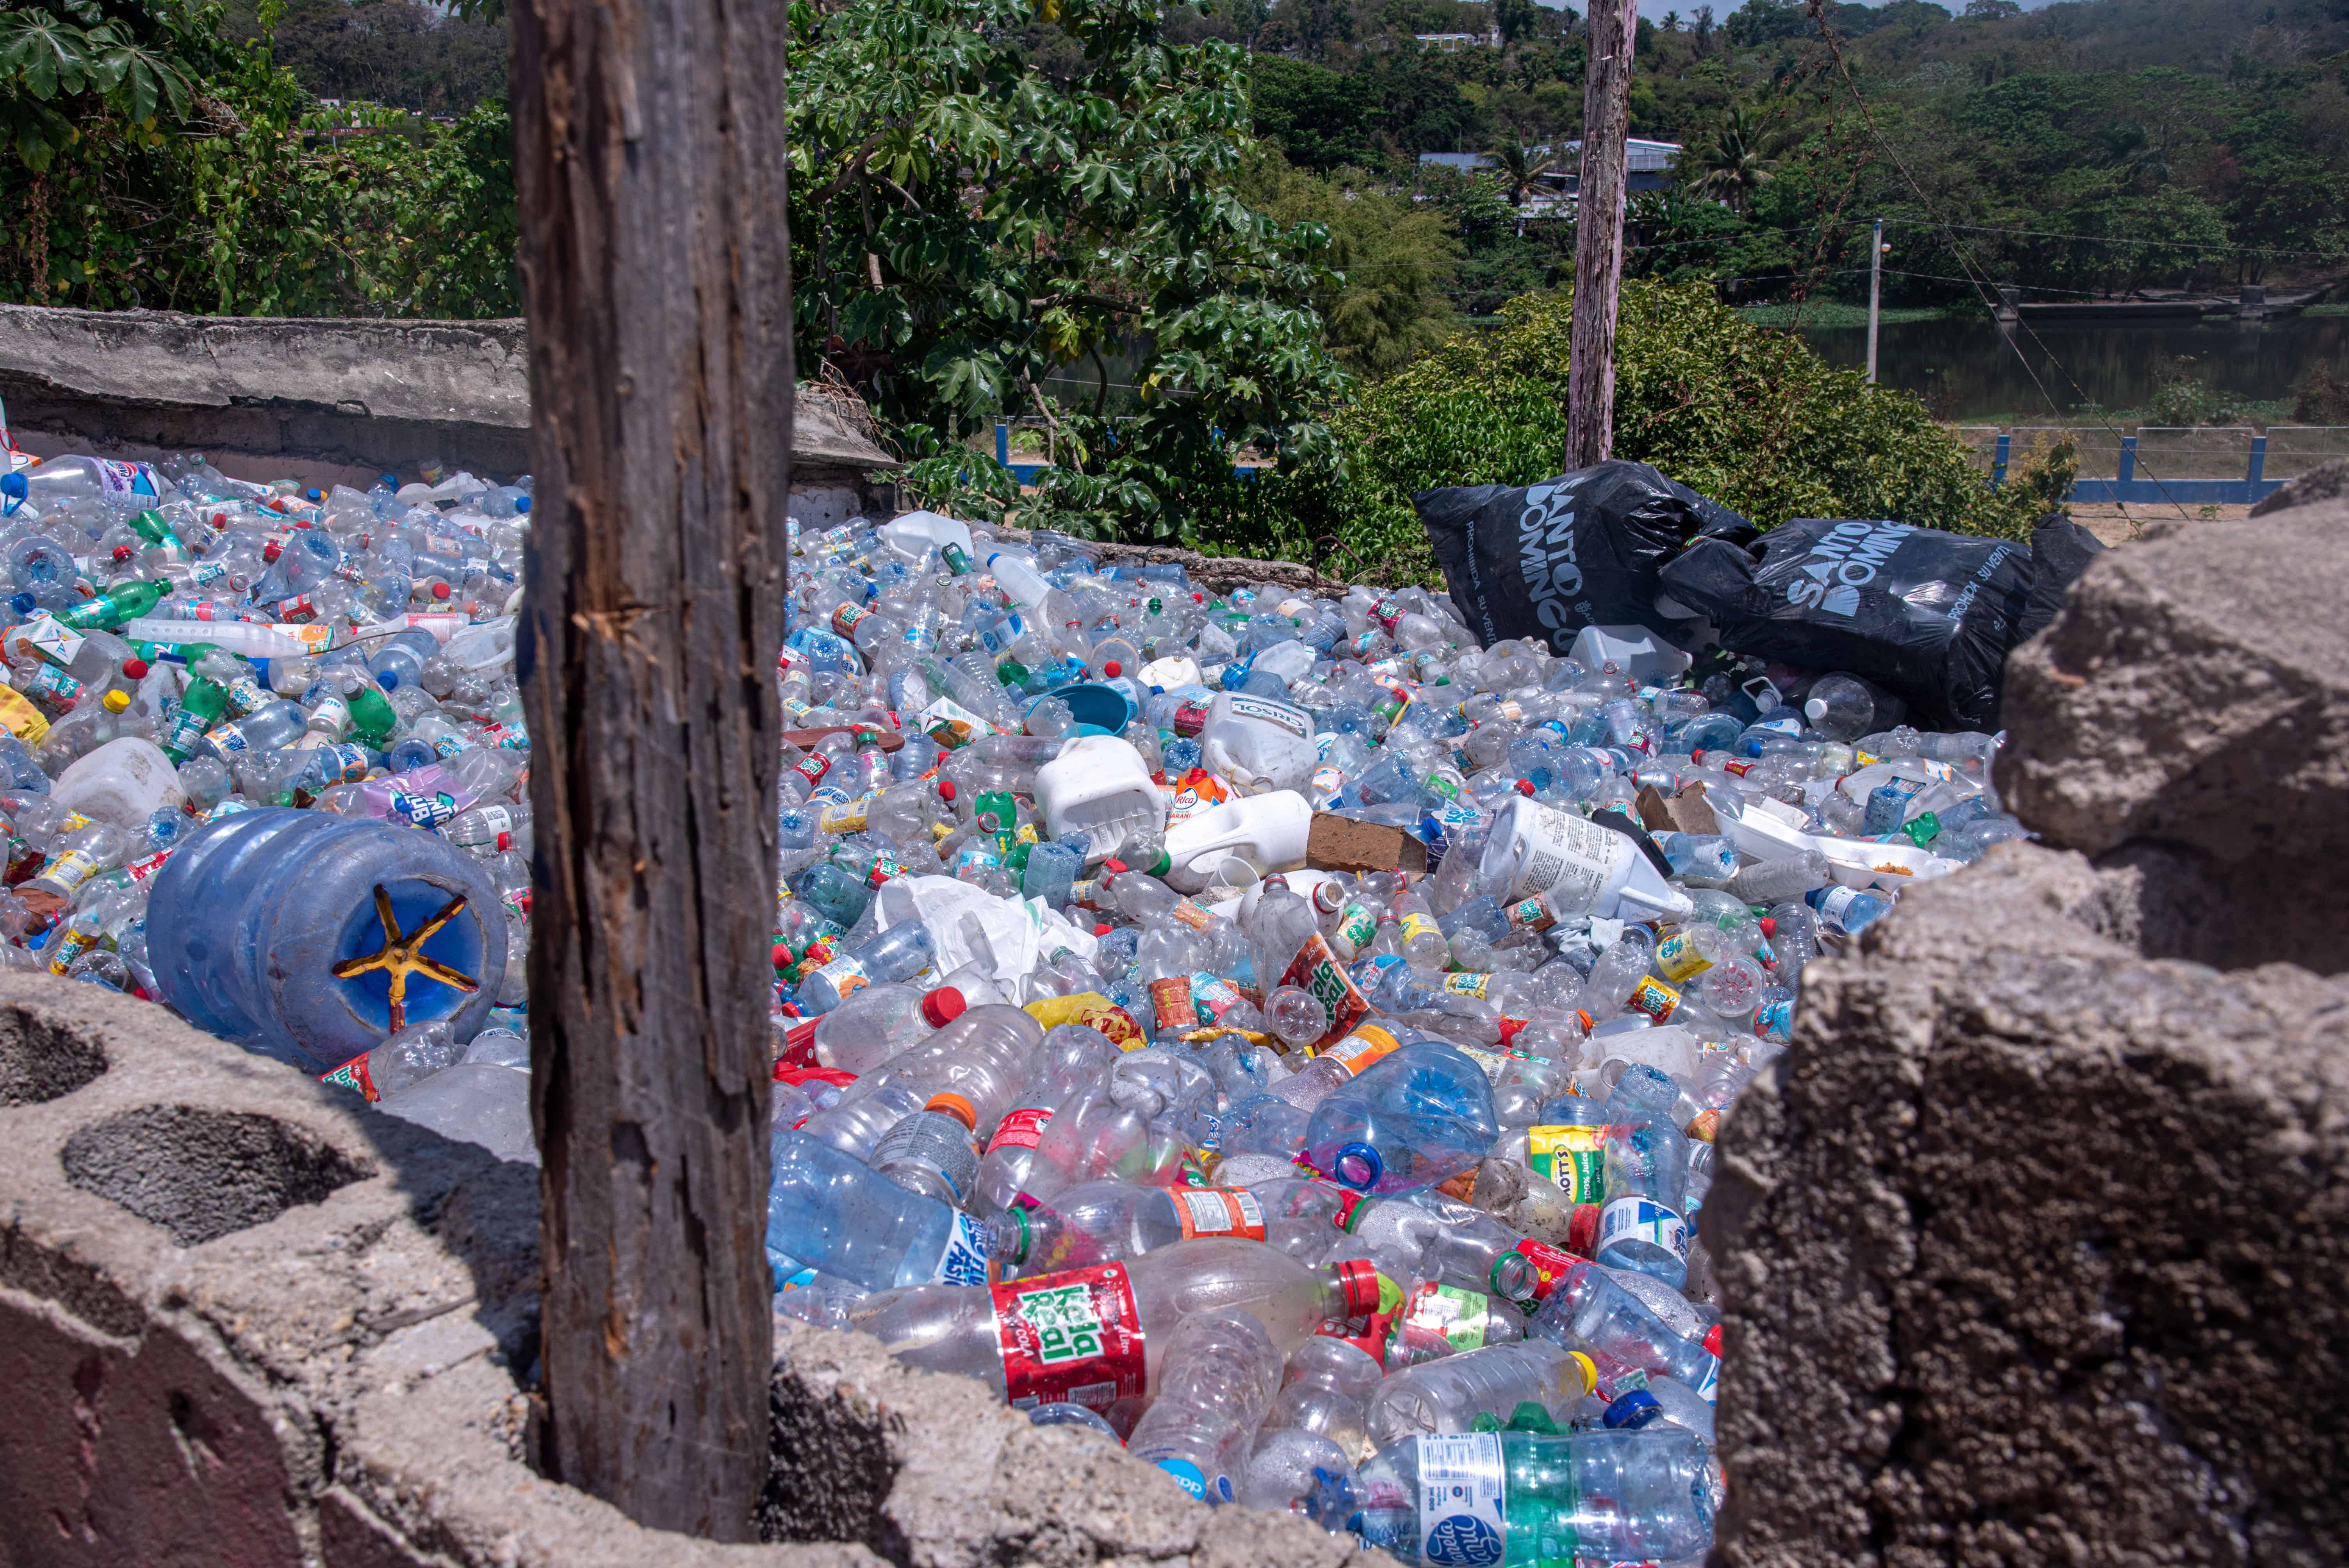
1636, 782, 1720, 837
1307, 812, 1429, 877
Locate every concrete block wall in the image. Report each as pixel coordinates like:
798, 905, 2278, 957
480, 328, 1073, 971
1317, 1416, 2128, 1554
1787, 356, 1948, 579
0, 970, 1383, 1568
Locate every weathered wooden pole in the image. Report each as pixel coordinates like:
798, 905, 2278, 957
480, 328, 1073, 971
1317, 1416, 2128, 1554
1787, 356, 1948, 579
509, 0, 791, 1536
1567, 0, 1638, 469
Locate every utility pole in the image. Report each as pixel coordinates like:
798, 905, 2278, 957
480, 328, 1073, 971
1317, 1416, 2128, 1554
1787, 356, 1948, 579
510, 0, 790, 1539
1567, 0, 1638, 469
1866, 217, 1884, 385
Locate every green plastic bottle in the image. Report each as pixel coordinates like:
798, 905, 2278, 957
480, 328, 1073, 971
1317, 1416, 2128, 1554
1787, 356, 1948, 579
57, 579, 165, 632
347, 682, 400, 748
1350, 1428, 1714, 1566
160, 677, 230, 762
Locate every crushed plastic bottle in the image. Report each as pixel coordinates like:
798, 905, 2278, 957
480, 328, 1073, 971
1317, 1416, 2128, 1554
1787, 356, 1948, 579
20, 454, 2040, 1560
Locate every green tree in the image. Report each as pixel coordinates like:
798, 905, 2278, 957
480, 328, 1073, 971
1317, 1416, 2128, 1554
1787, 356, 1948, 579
1494, 0, 1537, 46
1485, 136, 1559, 205
1238, 147, 1463, 374
1686, 103, 1780, 214
790, 0, 1350, 545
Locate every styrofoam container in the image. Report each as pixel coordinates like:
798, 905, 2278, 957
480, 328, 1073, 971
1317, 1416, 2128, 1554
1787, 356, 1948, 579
1035, 734, 1165, 865
1569, 624, 1693, 684
52, 736, 185, 828
1138, 655, 1203, 691
1161, 790, 1313, 894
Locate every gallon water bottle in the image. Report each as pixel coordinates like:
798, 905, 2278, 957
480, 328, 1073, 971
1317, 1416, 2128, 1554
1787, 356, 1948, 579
1302, 1040, 1499, 1195
147, 807, 508, 1071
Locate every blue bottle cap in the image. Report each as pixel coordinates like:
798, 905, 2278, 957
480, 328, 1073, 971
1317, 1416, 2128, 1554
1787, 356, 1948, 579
515, 495, 531, 513
1603, 1389, 1664, 1429
1, 472, 26, 499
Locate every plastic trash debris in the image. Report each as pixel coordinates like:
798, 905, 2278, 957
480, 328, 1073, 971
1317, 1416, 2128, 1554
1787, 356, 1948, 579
6, 444, 2057, 1564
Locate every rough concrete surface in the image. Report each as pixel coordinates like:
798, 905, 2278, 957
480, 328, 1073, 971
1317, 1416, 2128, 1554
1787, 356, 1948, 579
1998, 505, 2349, 971
1706, 842, 2349, 1568
0, 969, 1386, 1568
0, 303, 899, 504
2248, 456, 2349, 517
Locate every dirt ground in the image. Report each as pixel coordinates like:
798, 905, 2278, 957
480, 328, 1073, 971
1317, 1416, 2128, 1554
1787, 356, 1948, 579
2064, 500, 2255, 547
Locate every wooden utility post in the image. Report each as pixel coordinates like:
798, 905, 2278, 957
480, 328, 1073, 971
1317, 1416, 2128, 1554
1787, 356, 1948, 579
1567, 0, 1638, 469
510, 0, 790, 1538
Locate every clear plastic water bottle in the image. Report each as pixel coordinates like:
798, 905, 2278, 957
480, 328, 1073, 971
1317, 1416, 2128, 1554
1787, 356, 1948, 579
1349, 1427, 1715, 1564
1807, 883, 1893, 936
765, 1126, 998, 1290
869, 1093, 984, 1207
1125, 1310, 1285, 1504
798, 919, 937, 1015
1303, 1040, 1499, 1194
1363, 1340, 1592, 1449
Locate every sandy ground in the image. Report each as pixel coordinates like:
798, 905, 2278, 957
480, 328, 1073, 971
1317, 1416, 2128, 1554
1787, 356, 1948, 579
2064, 500, 2256, 547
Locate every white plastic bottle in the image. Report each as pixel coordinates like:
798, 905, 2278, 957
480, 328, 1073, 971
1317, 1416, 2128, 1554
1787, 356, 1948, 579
1158, 789, 1313, 893
1479, 796, 1693, 922
1035, 734, 1166, 864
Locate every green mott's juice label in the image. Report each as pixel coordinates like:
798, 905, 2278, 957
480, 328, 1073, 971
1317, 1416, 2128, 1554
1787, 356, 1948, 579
1526, 1124, 1607, 1204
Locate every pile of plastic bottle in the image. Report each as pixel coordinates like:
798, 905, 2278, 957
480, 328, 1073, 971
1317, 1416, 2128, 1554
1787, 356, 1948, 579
0, 442, 2037, 1561
762, 507, 2029, 1561
0, 449, 536, 1156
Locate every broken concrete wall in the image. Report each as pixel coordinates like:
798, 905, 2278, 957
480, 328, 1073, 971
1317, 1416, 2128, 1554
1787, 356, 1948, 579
0, 303, 899, 515
0, 969, 1378, 1568
1708, 494, 2349, 1567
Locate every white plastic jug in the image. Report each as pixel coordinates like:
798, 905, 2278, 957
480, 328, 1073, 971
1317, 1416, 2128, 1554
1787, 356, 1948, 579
1160, 790, 1313, 894
1200, 692, 1317, 795
880, 509, 975, 564
1569, 624, 1693, 684
53, 736, 185, 829
1479, 796, 1692, 922
1034, 734, 1165, 864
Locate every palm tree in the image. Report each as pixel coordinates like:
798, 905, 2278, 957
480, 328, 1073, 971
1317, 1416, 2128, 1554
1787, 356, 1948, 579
1687, 104, 1781, 216
1485, 139, 1560, 208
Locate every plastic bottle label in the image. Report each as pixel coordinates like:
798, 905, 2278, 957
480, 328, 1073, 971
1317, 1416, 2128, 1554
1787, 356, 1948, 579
94, 458, 160, 498
1404, 1282, 1494, 1352
1754, 996, 1792, 1041
1280, 933, 1372, 1054
933, 1210, 997, 1287
1654, 932, 1713, 983
1333, 900, 1377, 955
1507, 1237, 1581, 1303
1321, 1020, 1402, 1077
1442, 972, 1492, 1000
1599, 1196, 1688, 1262
1168, 898, 1214, 932
321, 744, 370, 784
1223, 694, 1312, 739
1187, 971, 1246, 1023
1815, 886, 1862, 927
204, 720, 252, 755
992, 1262, 1146, 1412
41, 848, 103, 896
1503, 896, 1555, 933
1625, 975, 1681, 1023
818, 802, 870, 835
1526, 1125, 1607, 1204
790, 752, 831, 789
831, 602, 873, 640
985, 1106, 1053, 1155
1148, 975, 1200, 1032
1395, 911, 1441, 949
1173, 1188, 1265, 1242
121, 849, 174, 883
390, 789, 462, 827
319, 1050, 380, 1102
1416, 1433, 1506, 1567
1507, 803, 1632, 912
813, 953, 871, 1004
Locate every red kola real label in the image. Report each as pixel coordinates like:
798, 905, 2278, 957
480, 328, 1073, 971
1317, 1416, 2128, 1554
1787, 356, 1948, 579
1173, 1188, 1266, 1242
986, 1106, 1053, 1155
1280, 932, 1372, 1054
1149, 975, 1201, 1032
993, 1262, 1147, 1412
320, 1051, 380, 1103
1509, 1237, 1582, 1304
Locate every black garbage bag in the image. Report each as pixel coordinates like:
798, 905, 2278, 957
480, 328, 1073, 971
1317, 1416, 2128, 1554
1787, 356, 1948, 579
1657, 517, 2039, 731
2018, 514, 2107, 644
1414, 460, 1752, 655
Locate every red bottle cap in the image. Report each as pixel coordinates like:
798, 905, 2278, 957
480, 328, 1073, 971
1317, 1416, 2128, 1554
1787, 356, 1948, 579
1335, 1258, 1383, 1317
920, 986, 967, 1028
1704, 1322, 1724, 1358
431, 581, 451, 600
111, 545, 133, 563
121, 659, 148, 679
1102, 660, 1121, 677
261, 539, 284, 563
937, 779, 956, 801
770, 942, 791, 969
1093, 923, 1112, 936
1102, 859, 1127, 875
1759, 918, 1777, 937
1516, 778, 1535, 795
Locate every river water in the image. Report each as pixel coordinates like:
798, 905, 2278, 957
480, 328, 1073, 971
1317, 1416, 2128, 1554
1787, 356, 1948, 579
1791, 312, 2349, 423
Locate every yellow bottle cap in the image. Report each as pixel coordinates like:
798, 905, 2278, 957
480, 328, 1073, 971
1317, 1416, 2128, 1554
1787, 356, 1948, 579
1567, 1351, 1598, 1397
101, 690, 130, 713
